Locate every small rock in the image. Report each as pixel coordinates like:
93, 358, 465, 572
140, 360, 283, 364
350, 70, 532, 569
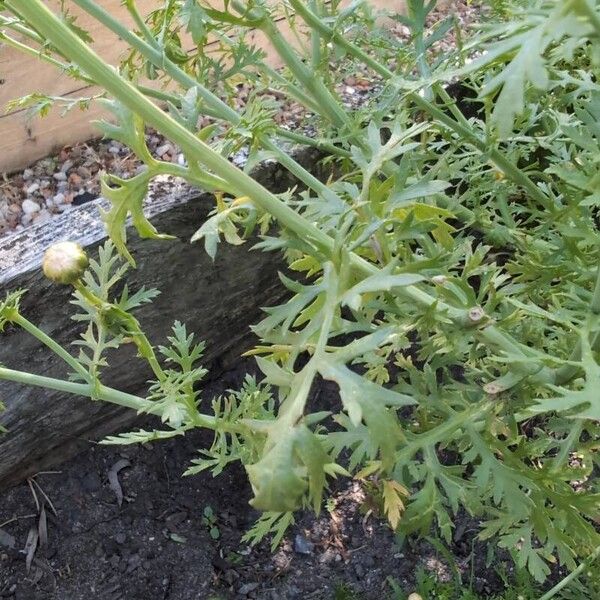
53, 192, 66, 205
21, 199, 40, 215
72, 191, 96, 206
76, 166, 91, 179
25, 183, 40, 195
61, 160, 74, 172
238, 582, 259, 596
126, 553, 142, 573
0, 528, 15, 549
293, 533, 314, 555
53, 171, 67, 181
115, 532, 126, 545
68, 173, 82, 186
22, 168, 34, 180
156, 143, 172, 157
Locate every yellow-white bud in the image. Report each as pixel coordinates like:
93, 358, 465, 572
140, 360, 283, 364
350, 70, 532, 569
407, 594, 423, 600
42, 241, 89, 285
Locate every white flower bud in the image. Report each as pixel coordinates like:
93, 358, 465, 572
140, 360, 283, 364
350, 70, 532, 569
42, 241, 89, 285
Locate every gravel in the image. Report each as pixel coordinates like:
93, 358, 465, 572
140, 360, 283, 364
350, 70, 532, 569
0, 1, 480, 237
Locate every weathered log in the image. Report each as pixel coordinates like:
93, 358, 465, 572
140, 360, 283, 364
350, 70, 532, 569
0, 152, 320, 488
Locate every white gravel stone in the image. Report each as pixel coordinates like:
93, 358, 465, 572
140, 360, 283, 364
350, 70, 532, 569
26, 183, 40, 195
22, 168, 34, 180
21, 199, 41, 215
53, 171, 67, 182
156, 143, 172, 157
53, 192, 66, 205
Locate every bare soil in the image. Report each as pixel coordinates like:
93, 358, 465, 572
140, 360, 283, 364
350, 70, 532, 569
0, 365, 506, 600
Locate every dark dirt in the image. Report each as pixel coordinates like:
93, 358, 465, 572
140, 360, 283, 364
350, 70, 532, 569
0, 364, 507, 600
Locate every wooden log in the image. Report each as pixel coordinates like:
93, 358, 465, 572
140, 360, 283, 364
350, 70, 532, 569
0, 149, 322, 488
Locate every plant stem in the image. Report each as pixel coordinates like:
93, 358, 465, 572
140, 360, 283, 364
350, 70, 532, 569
12, 314, 90, 381
538, 543, 600, 600
123, 0, 160, 49
0, 365, 151, 412
14, 0, 562, 392
0, 365, 239, 433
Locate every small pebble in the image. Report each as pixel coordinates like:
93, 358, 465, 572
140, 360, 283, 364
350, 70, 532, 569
293, 533, 314, 555
238, 582, 259, 596
53, 192, 66, 205
53, 171, 67, 181
22, 168, 34, 180
21, 199, 40, 215
25, 183, 40, 195
156, 143, 172, 157
115, 532, 126, 545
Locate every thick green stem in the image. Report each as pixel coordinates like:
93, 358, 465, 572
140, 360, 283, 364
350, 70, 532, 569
19, 1, 339, 256
16, 0, 480, 331
0, 365, 151, 412
0, 366, 241, 433
538, 543, 600, 600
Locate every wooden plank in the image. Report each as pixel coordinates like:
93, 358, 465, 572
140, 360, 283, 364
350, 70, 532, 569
0, 0, 404, 174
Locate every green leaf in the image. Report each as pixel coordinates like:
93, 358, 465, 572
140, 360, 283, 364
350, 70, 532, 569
246, 433, 308, 512
100, 171, 175, 266
342, 271, 424, 311
529, 331, 600, 420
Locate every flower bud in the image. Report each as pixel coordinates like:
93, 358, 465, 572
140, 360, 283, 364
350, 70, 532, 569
408, 594, 423, 600
42, 241, 89, 285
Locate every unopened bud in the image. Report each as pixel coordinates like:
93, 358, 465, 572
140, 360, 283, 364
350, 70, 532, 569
431, 275, 447, 285
408, 594, 423, 600
42, 241, 89, 285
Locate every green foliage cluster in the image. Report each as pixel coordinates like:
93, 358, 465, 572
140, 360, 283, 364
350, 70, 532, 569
2, 0, 600, 592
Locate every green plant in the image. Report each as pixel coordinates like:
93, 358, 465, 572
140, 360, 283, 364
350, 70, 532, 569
202, 505, 221, 540
2, 0, 600, 592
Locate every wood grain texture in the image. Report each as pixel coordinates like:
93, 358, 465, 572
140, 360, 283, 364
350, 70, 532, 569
0, 0, 405, 173
0, 147, 324, 488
